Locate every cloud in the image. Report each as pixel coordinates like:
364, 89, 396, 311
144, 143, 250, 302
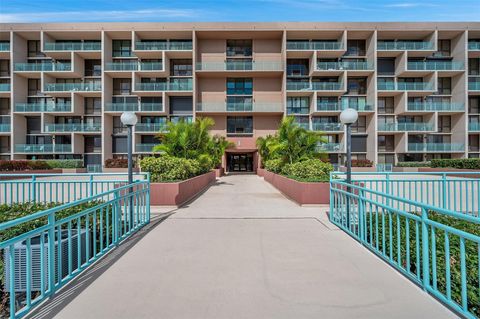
384, 3, 439, 8
0, 8, 204, 23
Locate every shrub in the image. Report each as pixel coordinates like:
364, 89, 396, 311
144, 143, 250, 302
139, 156, 207, 182
44, 159, 83, 169
105, 158, 128, 168
0, 160, 50, 171
396, 161, 431, 168
431, 158, 480, 170
351, 159, 373, 167
264, 158, 283, 173
281, 159, 333, 182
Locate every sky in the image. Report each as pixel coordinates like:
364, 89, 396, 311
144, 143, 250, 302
0, 0, 479, 23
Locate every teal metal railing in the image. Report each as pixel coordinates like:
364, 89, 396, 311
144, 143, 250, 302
469, 82, 480, 91
377, 41, 434, 51
286, 41, 344, 50
105, 103, 139, 112
0, 173, 150, 319
407, 61, 464, 71
407, 102, 464, 112
316, 61, 373, 71
14, 63, 72, 72
330, 172, 480, 318
44, 83, 101, 92
43, 123, 101, 132
407, 143, 465, 152
468, 41, 480, 50
43, 42, 101, 51
15, 103, 72, 112
14, 144, 72, 153
469, 122, 480, 131
135, 41, 192, 51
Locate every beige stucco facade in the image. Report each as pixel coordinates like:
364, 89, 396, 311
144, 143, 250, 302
0, 22, 479, 170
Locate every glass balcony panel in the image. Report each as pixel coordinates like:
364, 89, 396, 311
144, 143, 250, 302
105, 103, 139, 112
15, 102, 72, 112
44, 42, 101, 51
311, 82, 342, 91
468, 41, 480, 50
0, 84, 11, 91
140, 103, 163, 112
44, 123, 101, 132
377, 41, 434, 51
0, 123, 10, 132
316, 101, 340, 111
318, 143, 342, 152
407, 61, 464, 71
135, 122, 167, 132
105, 62, 138, 71
408, 143, 465, 152
14, 62, 72, 72
469, 122, 480, 131
0, 43, 10, 51
286, 41, 343, 50
469, 82, 480, 91
139, 62, 163, 71
136, 143, 157, 152
407, 101, 464, 111
44, 82, 101, 92
15, 144, 72, 153
311, 122, 343, 131
317, 61, 372, 71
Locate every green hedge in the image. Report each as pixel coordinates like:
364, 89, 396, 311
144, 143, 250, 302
264, 158, 283, 174
396, 161, 431, 168
431, 158, 480, 170
139, 155, 208, 182
44, 159, 83, 169
281, 159, 332, 182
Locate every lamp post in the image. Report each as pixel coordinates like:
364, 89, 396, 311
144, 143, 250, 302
340, 108, 358, 227
120, 111, 138, 226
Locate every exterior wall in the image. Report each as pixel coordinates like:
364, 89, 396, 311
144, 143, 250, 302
0, 22, 479, 170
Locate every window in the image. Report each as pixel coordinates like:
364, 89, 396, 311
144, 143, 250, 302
378, 97, 394, 114
28, 40, 45, 57
26, 116, 41, 134
287, 97, 310, 114
113, 117, 127, 134
85, 59, 101, 76
0, 60, 9, 77
84, 136, 102, 153
28, 79, 41, 96
227, 116, 253, 135
438, 115, 451, 133
437, 77, 451, 95
170, 59, 192, 76
378, 135, 395, 152
377, 58, 395, 75
351, 116, 367, 133
226, 78, 253, 95
85, 97, 101, 115
345, 40, 366, 56
169, 96, 193, 115
226, 40, 252, 57
469, 97, 480, 114
287, 59, 309, 77
469, 58, 480, 76
113, 79, 132, 95
351, 135, 367, 152
347, 78, 367, 95
0, 98, 9, 115
469, 135, 479, 152
437, 40, 451, 57
112, 136, 127, 153
378, 154, 395, 165
112, 40, 132, 57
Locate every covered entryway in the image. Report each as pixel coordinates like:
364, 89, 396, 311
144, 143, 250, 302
227, 152, 254, 172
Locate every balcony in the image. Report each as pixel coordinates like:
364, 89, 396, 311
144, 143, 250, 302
287, 81, 342, 91
140, 103, 163, 112
196, 102, 283, 113
378, 122, 434, 131
136, 143, 157, 153
105, 102, 139, 112
468, 41, 480, 50
377, 41, 434, 51
406, 61, 464, 71
408, 143, 465, 152
287, 41, 343, 51
135, 122, 167, 132
196, 61, 282, 71
44, 42, 101, 51
135, 41, 192, 51
44, 82, 101, 92
469, 81, 480, 91
14, 144, 72, 153
316, 101, 340, 111
0, 83, 11, 91
105, 61, 139, 71
139, 62, 163, 71
0, 43, 10, 51
318, 142, 342, 152
135, 79, 192, 91
311, 122, 343, 132
469, 122, 480, 131
0, 123, 10, 132
316, 61, 373, 71
407, 101, 464, 112
377, 82, 433, 91
44, 123, 101, 133
14, 62, 72, 72
341, 98, 373, 111
15, 102, 72, 112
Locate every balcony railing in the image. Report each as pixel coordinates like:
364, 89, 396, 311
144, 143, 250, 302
44, 123, 102, 132
407, 61, 464, 71
407, 101, 464, 112
196, 102, 283, 112
318, 142, 342, 152
311, 122, 343, 131
316, 102, 340, 111
136, 143, 157, 152
15, 102, 72, 112
105, 61, 139, 71
378, 122, 434, 131
0, 43, 10, 51
316, 61, 373, 71
377, 82, 433, 91
287, 41, 344, 51
287, 81, 342, 91
408, 143, 465, 152
135, 41, 192, 51
196, 61, 282, 71
0, 123, 10, 132
140, 103, 163, 112
469, 122, 480, 131
0, 83, 11, 91
469, 81, 480, 91
44, 42, 101, 51
105, 102, 139, 112
139, 62, 163, 71
341, 98, 373, 111
14, 144, 72, 153
44, 82, 101, 92
135, 122, 167, 132
14, 62, 72, 72
377, 41, 434, 51
468, 41, 480, 50
135, 79, 192, 91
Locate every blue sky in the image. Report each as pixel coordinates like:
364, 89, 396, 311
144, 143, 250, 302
0, 0, 479, 23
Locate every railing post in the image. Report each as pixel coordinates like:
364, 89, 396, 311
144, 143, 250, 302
89, 174, 94, 197
421, 207, 430, 290
358, 188, 365, 242
113, 190, 120, 243
47, 212, 56, 295
441, 173, 447, 209
31, 175, 36, 203
146, 173, 151, 224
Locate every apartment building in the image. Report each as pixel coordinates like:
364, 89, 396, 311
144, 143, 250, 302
0, 22, 479, 172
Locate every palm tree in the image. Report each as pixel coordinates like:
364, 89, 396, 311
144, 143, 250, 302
256, 134, 275, 167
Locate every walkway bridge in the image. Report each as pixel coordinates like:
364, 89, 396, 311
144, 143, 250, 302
0, 172, 478, 318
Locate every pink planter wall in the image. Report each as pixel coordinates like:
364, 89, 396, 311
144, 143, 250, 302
149, 171, 217, 206
257, 168, 265, 177
263, 170, 329, 205
214, 168, 224, 178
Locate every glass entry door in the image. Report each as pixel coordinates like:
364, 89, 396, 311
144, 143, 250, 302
227, 153, 253, 172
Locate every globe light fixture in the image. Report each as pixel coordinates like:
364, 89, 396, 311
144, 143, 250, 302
120, 111, 138, 127
340, 108, 359, 125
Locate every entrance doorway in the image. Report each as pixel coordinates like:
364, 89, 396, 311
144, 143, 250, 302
227, 153, 254, 172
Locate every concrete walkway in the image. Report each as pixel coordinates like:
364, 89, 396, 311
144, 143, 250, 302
31, 175, 455, 319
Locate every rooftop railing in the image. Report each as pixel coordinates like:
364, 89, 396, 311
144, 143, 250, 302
377, 41, 434, 51
287, 41, 344, 50
44, 41, 101, 51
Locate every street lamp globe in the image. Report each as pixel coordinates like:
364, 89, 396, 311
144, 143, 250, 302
120, 112, 138, 126
340, 108, 358, 125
